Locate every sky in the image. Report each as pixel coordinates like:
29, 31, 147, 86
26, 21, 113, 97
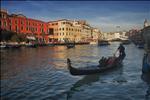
1, 1, 150, 32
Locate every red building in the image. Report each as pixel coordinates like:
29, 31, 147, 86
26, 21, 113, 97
0, 9, 50, 43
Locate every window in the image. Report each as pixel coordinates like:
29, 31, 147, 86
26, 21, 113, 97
15, 26, 18, 32
0, 21, 2, 26
49, 28, 54, 35
59, 28, 61, 31
63, 22, 65, 24
4, 21, 7, 27
66, 28, 68, 31
62, 28, 64, 31
21, 21, 23, 24
10, 20, 12, 25
21, 26, 23, 30
15, 20, 17, 24
42, 29, 44, 33
9, 26, 12, 30
55, 23, 58, 25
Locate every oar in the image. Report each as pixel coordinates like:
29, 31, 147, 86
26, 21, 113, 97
67, 58, 71, 70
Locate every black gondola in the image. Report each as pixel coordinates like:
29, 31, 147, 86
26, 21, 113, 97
67, 56, 123, 75
98, 40, 110, 46
121, 40, 131, 45
142, 53, 150, 73
67, 44, 75, 48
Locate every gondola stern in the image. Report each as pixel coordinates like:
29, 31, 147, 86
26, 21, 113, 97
67, 58, 72, 70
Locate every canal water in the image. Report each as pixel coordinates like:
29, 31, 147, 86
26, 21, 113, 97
1, 42, 149, 100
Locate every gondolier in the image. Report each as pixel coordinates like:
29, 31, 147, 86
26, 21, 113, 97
115, 43, 126, 60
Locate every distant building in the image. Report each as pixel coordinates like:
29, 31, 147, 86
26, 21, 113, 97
101, 32, 114, 40
100, 31, 128, 41
141, 26, 150, 51
91, 28, 101, 42
78, 20, 92, 42
144, 19, 149, 28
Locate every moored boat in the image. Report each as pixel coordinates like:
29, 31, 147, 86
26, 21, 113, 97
142, 53, 150, 73
25, 42, 38, 48
6, 43, 21, 48
121, 40, 131, 45
67, 56, 123, 75
67, 44, 75, 48
137, 43, 144, 49
98, 40, 110, 46
0, 43, 6, 49
90, 41, 98, 45
66, 42, 75, 49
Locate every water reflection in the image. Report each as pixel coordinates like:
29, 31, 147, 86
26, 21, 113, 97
67, 63, 124, 100
67, 74, 100, 100
141, 73, 150, 100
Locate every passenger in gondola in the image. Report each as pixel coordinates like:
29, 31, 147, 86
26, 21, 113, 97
99, 57, 104, 67
99, 57, 108, 67
99, 57, 104, 64
107, 57, 115, 65
115, 43, 126, 60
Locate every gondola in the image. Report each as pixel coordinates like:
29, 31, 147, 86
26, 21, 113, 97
67, 44, 75, 48
142, 53, 150, 73
26, 43, 38, 48
6, 44, 22, 48
98, 40, 110, 46
66, 43, 75, 49
67, 56, 123, 75
121, 40, 131, 45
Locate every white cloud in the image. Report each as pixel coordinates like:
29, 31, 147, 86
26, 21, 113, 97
88, 12, 149, 32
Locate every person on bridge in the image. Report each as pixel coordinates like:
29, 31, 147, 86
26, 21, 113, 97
115, 43, 126, 60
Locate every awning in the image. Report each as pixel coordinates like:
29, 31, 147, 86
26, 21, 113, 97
26, 36, 36, 40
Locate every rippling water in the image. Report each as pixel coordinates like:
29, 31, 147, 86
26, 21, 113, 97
1, 42, 149, 100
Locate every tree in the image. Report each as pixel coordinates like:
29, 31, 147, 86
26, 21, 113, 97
10, 34, 20, 42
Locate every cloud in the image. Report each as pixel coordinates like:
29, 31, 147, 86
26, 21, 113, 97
1, 1, 149, 32
88, 11, 149, 32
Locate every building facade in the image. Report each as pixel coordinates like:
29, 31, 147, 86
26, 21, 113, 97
48, 19, 102, 43
1, 9, 102, 44
91, 28, 101, 42
0, 9, 50, 43
48, 19, 82, 43
78, 20, 93, 42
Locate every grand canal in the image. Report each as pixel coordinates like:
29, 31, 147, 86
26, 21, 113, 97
1, 42, 149, 100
